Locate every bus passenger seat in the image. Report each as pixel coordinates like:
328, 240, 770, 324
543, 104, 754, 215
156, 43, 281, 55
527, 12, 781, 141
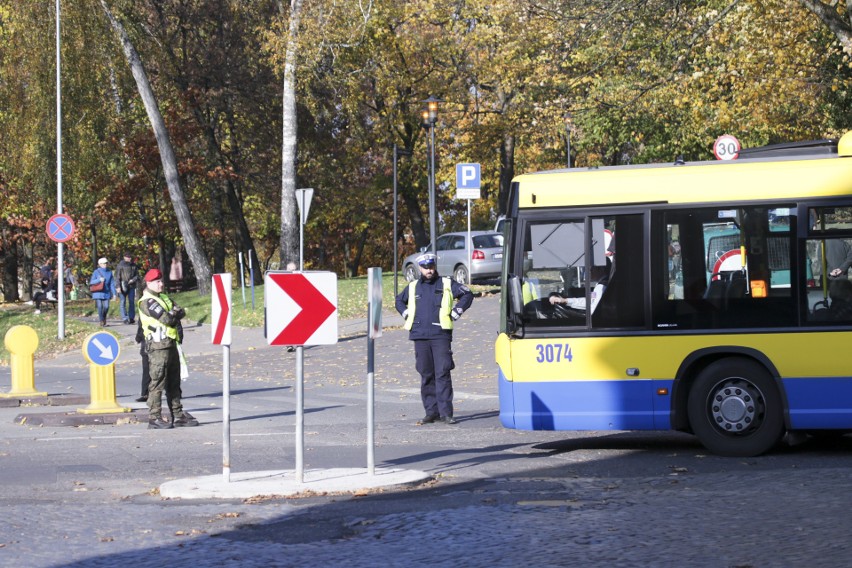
704, 276, 727, 301
726, 271, 748, 299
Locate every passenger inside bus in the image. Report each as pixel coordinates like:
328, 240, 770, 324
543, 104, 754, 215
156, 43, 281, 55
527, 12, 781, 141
826, 239, 852, 278
813, 278, 852, 321
829, 279, 852, 320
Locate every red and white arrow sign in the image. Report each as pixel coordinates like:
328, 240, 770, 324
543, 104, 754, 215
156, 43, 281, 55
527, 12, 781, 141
265, 272, 337, 346
211, 273, 232, 345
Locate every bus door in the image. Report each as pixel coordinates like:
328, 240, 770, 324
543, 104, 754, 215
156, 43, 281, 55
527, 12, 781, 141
506, 213, 651, 430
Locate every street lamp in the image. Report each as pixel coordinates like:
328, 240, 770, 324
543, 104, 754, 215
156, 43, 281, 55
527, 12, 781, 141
564, 111, 573, 168
393, 144, 412, 297
421, 96, 442, 255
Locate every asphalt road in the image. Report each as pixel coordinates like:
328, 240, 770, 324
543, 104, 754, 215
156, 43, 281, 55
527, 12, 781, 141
2, 292, 852, 567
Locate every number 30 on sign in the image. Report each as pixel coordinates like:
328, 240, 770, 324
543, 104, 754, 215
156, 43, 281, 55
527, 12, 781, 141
713, 134, 741, 161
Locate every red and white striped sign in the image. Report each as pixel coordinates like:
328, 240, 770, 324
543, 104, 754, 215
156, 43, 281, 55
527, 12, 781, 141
211, 273, 232, 346
265, 272, 337, 346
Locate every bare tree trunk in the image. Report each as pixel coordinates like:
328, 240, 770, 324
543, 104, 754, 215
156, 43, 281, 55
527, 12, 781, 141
100, 0, 211, 294
280, 0, 303, 267
402, 191, 428, 250
1, 223, 19, 302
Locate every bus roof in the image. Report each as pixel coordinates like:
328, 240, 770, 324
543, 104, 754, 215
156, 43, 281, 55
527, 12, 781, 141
513, 132, 852, 209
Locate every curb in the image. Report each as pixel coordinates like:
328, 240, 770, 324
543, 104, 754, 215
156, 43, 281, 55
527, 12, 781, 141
15, 408, 147, 427
159, 467, 433, 500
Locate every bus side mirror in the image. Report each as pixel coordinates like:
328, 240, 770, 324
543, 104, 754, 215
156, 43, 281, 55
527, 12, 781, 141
508, 274, 524, 320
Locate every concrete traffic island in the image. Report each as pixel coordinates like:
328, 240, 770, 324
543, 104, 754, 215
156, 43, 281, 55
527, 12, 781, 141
159, 467, 432, 500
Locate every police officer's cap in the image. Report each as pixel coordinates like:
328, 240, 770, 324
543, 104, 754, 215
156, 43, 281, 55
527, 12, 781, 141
416, 253, 437, 267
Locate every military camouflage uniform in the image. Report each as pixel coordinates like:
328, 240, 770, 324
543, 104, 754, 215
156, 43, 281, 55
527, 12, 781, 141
137, 290, 186, 422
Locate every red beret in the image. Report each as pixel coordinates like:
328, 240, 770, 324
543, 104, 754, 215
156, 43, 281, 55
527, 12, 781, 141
144, 268, 163, 282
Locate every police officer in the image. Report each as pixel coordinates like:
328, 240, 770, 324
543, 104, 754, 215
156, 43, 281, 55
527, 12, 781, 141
137, 268, 198, 429
395, 252, 473, 425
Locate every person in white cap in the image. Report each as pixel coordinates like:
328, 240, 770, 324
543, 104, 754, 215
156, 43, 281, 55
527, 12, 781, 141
395, 251, 474, 425
89, 257, 116, 326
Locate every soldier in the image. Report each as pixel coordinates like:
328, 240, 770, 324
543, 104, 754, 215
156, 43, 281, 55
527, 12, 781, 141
395, 252, 474, 425
137, 268, 198, 429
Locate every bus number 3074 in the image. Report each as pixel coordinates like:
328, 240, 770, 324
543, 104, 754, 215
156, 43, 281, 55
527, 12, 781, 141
535, 343, 573, 363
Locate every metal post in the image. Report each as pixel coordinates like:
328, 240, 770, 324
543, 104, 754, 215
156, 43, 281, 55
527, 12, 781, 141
222, 344, 230, 482
393, 144, 399, 298
299, 194, 305, 271
429, 124, 437, 255
565, 115, 572, 169
296, 345, 304, 483
238, 252, 246, 307
56, 0, 65, 340
367, 304, 375, 475
249, 250, 255, 310
466, 199, 472, 286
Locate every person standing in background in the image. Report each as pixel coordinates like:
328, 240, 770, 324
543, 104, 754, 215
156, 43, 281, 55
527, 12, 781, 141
169, 254, 183, 291
115, 252, 139, 324
89, 257, 116, 327
135, 319, 150, 402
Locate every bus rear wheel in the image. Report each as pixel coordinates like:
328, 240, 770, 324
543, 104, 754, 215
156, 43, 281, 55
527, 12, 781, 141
687, 358, 784, 457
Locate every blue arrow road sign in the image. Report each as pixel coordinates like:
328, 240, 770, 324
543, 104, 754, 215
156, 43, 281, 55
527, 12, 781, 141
85, 332, 120, 366
456, 163, 481, 189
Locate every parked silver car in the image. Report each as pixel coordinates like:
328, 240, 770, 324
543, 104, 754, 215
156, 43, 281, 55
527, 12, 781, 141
402, 231, 504, 284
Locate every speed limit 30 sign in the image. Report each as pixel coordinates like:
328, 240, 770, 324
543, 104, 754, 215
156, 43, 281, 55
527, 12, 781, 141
713, 134, 741, 161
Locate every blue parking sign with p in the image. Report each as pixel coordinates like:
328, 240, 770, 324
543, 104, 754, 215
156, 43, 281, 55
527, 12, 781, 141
456, 163, 481, 189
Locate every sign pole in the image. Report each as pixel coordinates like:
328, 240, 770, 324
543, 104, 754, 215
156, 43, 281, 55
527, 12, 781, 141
466, 199, 472, 285
223, 344, 230, 482
249, 250, 255, 311
299, 199, 305, 271
295, 346, 304, 483
238, 252, 246, 308
296, 191, 306, 483
55, 0, 64, 341
366, 267, 382, 475
367, 303, 375, 475
211, 274, 233, 482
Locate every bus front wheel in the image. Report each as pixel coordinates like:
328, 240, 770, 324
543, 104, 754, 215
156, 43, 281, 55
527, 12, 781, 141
687, 358, 784, 457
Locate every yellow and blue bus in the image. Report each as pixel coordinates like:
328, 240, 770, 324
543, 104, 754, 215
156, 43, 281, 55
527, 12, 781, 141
496, 132, 852, 456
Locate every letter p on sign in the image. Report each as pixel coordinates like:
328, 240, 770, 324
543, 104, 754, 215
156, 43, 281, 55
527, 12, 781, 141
457, 163, 481, 189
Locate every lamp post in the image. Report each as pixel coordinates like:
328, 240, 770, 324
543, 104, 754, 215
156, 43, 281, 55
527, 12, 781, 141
564, 112, 573, 168
393, 144, 412, 297
421, 96, 441, 255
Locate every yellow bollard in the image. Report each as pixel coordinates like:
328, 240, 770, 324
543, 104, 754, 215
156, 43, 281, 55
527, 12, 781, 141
78, 332, 130, 414
1, 325, 47, 398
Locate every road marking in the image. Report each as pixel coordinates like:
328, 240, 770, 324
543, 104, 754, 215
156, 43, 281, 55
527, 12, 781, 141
36, 435, 142, 441
233, 432, 293, 437
385, 387, 498, 401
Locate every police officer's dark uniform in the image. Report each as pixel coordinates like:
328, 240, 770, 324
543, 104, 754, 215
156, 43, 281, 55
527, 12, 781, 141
395, 253, 474, 425
137, 268, 198, 429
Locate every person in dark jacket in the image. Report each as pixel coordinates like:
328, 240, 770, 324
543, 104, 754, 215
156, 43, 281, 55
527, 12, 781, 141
115, 252, 140, 324
395, 252, 473, 425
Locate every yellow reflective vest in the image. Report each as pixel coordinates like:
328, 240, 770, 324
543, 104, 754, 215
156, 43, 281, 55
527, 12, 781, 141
403, 277, 454, 331
137, 291, 179, 345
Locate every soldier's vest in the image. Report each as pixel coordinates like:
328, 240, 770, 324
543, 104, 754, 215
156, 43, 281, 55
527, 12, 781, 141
136, 291, 179, 343
403, 277, 454, 331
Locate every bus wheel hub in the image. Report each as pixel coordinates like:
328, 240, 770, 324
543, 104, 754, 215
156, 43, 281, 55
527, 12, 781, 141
711, 380, 760, 432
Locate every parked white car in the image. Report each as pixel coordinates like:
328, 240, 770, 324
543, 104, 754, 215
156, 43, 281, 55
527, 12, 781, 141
402, 231, 504, 283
